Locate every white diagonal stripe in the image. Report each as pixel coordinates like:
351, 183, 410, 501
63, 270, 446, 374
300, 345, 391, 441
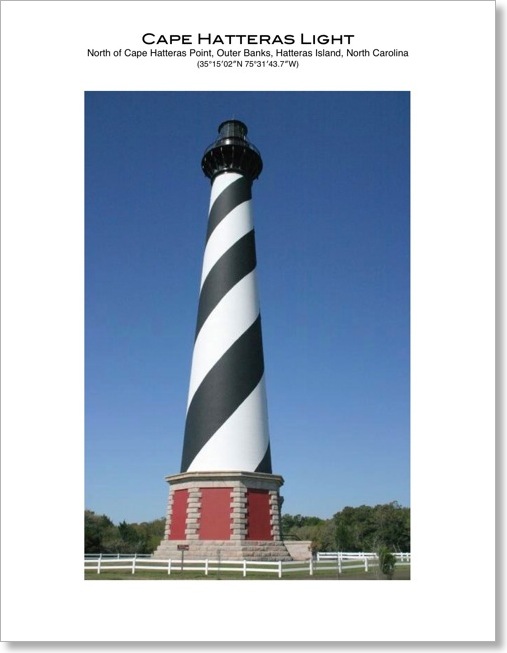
187, 378, 270, 472
200, 201, 253, 289
187, 270, 260, 409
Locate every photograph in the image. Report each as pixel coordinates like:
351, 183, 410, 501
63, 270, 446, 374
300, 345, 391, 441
85, 91, 410, 579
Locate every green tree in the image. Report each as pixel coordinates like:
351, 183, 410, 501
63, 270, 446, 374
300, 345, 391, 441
335, 520, 355, 551
372, 502, 410, 551
332, 503, 410, 552
103, 519, 148, 554
281, 514, 328, 543
131, 518, 166, 552
282, 504, 410, 553
378, 546, 396, 579
84, 510, 115, 553
333, 505, 376, 551
85, 511, 166, 554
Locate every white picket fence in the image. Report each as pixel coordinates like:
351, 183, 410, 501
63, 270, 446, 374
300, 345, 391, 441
317, 551, 411, 562
85, 552, 410, 578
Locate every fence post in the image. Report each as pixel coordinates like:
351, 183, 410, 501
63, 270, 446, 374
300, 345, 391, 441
278, 561, 282, 579
97, 554, 102, 575
364, 557, 368, 572
168, 559, 172, 575
309, 557, 313, 576
205, 559, 209, 576
243, 560, 247, 577
132, 558, 136, 575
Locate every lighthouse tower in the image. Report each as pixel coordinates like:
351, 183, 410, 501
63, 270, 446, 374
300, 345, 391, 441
156, 121, 291, 561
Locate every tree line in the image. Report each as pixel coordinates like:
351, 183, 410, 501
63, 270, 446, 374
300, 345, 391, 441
282, 502, 410, 553
85, 501, 409, 554
85, 510, 165, 554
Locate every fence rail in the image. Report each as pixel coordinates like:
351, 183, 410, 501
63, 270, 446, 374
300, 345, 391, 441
85, 552, 410, 578
85, 553, 152, 560
317, 551, 411, 562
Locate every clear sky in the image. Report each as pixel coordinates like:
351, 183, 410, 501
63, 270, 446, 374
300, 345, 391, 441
85, 91, 410, 524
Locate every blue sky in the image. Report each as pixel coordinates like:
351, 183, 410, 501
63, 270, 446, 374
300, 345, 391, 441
85, 91, 410, 524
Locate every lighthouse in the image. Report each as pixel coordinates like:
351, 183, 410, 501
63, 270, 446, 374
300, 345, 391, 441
155, 120, 291, 561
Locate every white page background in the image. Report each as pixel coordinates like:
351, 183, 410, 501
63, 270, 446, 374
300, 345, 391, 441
1, 0, 497, 643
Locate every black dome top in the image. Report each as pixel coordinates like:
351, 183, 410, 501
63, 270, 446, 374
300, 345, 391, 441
201, 120, 263, 181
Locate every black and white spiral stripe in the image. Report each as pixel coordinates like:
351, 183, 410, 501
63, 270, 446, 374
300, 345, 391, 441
180, 172, 272, 474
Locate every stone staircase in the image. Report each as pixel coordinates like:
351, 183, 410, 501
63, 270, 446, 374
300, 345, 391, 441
283, 540, 312, 561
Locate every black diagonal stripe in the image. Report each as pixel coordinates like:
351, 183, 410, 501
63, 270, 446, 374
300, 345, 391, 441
195, 230, 256, 340
206, 177, 252, 242
254, 443, 272, 474
181, 315, 265, 472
